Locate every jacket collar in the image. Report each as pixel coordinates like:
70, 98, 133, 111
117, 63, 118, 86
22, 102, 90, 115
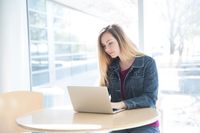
109, 56, 145, 72
132, 56, 145, 68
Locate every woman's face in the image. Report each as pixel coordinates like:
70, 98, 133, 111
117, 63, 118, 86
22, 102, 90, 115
101, 32, 120, 58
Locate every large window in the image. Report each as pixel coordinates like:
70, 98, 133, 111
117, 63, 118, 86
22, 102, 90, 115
144, 0, 200, 132
27, 0, 106, 88
27, 0, 138, 107
27, 0, 138, 89
28, 0, 49, 86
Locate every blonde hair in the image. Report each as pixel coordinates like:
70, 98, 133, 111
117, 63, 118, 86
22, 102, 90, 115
97, 24, 144, 86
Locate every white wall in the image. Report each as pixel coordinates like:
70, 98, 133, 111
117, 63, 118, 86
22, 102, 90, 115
0, 0, 30, 92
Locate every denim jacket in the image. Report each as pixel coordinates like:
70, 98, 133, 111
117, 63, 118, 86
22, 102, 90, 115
107, 55, 158, 109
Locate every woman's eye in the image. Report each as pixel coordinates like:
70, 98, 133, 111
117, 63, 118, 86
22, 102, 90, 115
108, 42, 113, 45
102, 45, 106, 50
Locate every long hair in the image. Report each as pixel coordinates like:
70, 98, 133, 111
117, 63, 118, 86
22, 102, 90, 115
97, 24, 144, 86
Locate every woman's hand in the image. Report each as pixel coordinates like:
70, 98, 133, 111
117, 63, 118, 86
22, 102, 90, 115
111, 101, 127, 109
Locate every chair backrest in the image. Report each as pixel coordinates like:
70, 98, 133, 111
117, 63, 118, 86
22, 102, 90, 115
0, 91, 43, 133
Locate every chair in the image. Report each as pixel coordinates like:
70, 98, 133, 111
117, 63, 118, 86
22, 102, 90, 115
0, 91, 44, 133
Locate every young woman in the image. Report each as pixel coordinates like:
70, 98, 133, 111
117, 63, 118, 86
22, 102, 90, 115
97, 24, 160, 133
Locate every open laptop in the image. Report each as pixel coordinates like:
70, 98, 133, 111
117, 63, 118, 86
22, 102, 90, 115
67, 86, 125, 114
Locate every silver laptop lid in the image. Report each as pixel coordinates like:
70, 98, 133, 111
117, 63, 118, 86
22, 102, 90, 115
67, 86, 116, 114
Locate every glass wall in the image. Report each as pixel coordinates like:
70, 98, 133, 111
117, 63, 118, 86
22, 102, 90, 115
27, 0, 105, 88
144, 0, 200, 132
27, 0, 49, 86
27, 0, 138, 107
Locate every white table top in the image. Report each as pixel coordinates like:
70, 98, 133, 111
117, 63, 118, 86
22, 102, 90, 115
16, 107, 159, 132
